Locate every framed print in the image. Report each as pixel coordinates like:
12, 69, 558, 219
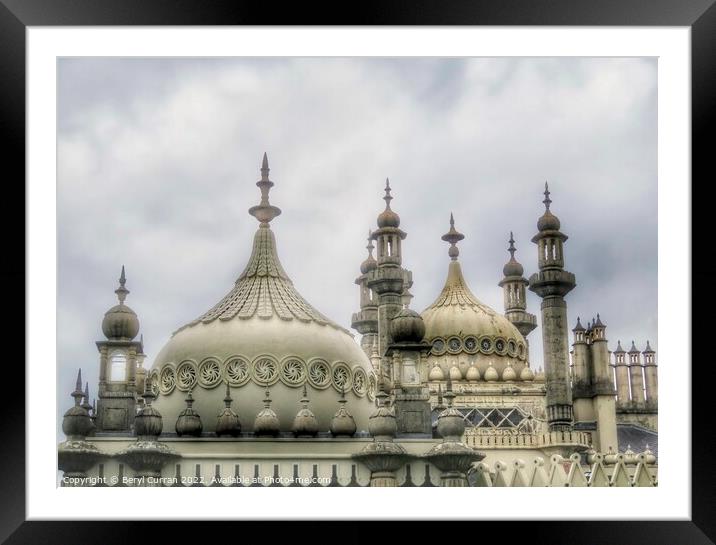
3, 0, 714, 543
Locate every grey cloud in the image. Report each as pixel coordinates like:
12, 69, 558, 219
56, 57, 657, 439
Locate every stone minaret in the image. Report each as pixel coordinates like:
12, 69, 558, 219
613, 341, 630, 408
588, 315, 618, 452
366, 179, 410, 379
351, 230, 379, 360
642, 341, 658, 408
628, 341, 646, 406
96, 266, 143, 432
528, 183, 576, 431
498, 232, 537, 361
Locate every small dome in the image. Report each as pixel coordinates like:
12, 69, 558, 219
428, 362, 445, 381
330, 390, 357, 437
215, 384, 241, 437
465, 362, 480, 382
376, 178, 400, 228
484, 363, 498, 382
368, 392, 397, 441
502, 363, 517, 381
102, 266, 140, 340
391, 308, 426, 343
62, 374, 95, 439
449, 364, 463, 381
292, 386, 319, 437
537, 210, 561, 232
519, 365, 535, 382
254, 389, 280, 437
360, 255, 377, 274
377, 208, 400, 228
135, 389, 163, 438
102, 304, 140, 340
436, 406, 465, 441
175, 392, 203, 437
503, 258, 524, 277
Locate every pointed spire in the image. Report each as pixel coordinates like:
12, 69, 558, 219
594, 313, 605, 328
643, 340, 655, 354
70, 369, 84, 406
249, 152, 282, 225
508, 231, 516, 259
383, 178, 393, 209
436, 383, 444, 408
81, 382, 92, 411
366, 229, 375, 254
502, 231, 524, 277
543, 181, 552, 211
114, 265, 129, 304
615, 340, 625, 353
441, 213, 465, 261
444, 373, 455, 408
573, 316, 585, 332
223, 382, 233, 407
629, 340, 639, 354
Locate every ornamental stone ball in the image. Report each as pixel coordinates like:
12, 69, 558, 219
390, 307, 426, 344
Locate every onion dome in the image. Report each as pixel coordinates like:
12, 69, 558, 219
572, 317, 585, 333
135, 381, 163, 439
643, 341, 655, 354
376, 178, 400, 228
175, 391, 203, 437
628, 340, 640, 354
484, 362, 498, 382
535, 367, 546, 382
502, 232, 524, 277
292, 384, 319, 437
502, 362, 517, 381
436, 376, 465, 441
62, 369, 95, 440
623, 444, 637, 465
604, 446, 618, 465
101, 266, 140, 340
368, 387, 397, 441
150, 154, 374, 433
254, 386, 280, 437
391, 307, 426, 343
537, 182, 561, 232
643, 444, 657, 465
330, 387, 357, 437
465, 361, 480, 382
614, 340, 626, 354
428, 361, 445, 381
422, 215, 527, 354
449, 362, 463, 381
215, 383, 241, 437
360, 230, 378, 274
520, 365, 535, 382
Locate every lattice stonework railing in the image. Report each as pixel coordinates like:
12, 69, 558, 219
463, 429, 592, 449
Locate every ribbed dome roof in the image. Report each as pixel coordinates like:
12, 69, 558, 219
421, 260, 526, 345
150, 155, 374, 433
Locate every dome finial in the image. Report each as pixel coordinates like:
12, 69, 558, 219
72, 368, 84, 406
543, 181, 552, 211
249, 153, 282, 226
444, 373, 455, 408
441, 212, 465, 261
508, 232, 516, 259
115, 265, 129, 304
384, 178, 393, 209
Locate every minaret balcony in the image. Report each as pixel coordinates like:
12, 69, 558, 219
367, 266, 405, 295
351, 309, 379, 333
528, 269, 576, 298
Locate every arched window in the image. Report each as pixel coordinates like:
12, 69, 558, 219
109, 352, 127, 382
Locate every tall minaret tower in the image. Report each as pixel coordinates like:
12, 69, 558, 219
351, 230, 379, 360
366, 179, 410, 382
96, 266, 143, 432
642, 341, 658, 409
613, 340, 630, 408
528, 183, 576, 431
498, 232, 537, 361
628, 341, 646, 406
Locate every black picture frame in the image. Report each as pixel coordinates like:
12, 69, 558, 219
3, 1, 712, 543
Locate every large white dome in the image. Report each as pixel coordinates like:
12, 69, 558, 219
147, 158, 376, 434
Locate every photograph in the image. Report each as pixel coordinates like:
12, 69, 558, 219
56, 56, 659, 488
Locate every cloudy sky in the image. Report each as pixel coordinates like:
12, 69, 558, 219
57, 57, 657, 433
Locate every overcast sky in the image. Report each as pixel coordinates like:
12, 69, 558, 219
57, 57, 657, 432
